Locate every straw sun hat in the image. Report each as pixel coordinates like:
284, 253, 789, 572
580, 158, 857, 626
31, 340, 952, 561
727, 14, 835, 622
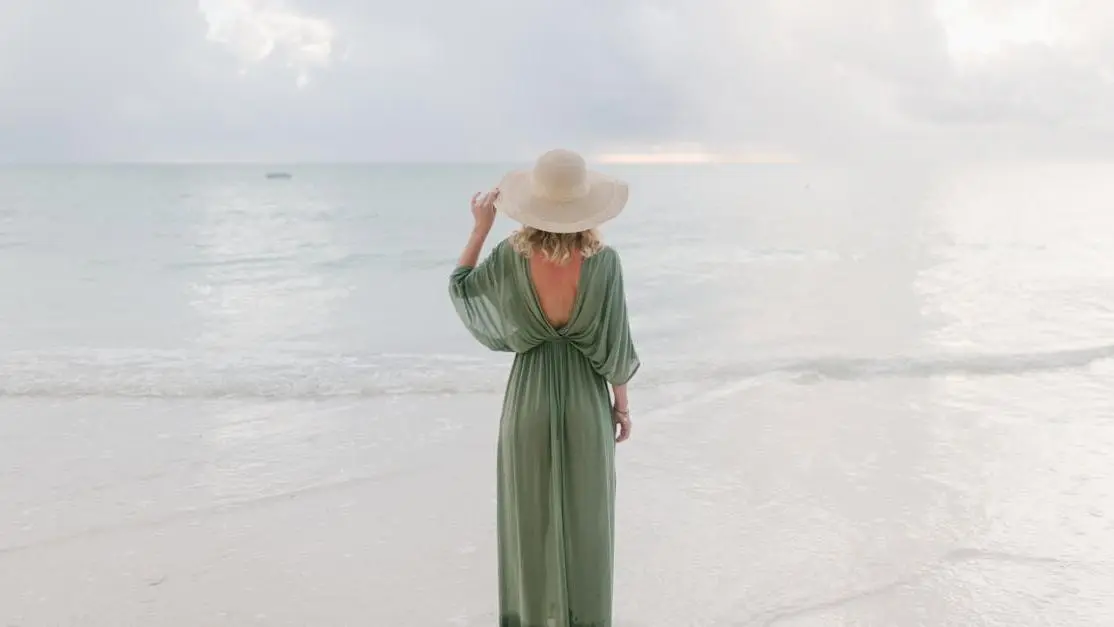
494, 149, 629, 234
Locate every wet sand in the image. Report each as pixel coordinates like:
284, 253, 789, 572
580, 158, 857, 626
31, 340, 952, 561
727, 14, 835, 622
3, 368, 1114, 626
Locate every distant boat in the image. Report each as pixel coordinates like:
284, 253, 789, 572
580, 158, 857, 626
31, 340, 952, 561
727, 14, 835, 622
266, 172, 292, 180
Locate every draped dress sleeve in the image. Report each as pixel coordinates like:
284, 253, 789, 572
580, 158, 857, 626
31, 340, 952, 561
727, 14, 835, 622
448, 239, 517, 352
581, 246, 641, 385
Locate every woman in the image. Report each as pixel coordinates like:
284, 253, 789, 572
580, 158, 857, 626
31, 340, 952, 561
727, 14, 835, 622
449, 149, 640, 627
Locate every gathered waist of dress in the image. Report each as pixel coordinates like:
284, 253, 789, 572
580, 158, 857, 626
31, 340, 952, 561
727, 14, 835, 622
515, 336, 580, 355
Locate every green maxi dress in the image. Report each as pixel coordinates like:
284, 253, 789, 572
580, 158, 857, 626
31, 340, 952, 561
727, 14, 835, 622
449, 239, 640, 627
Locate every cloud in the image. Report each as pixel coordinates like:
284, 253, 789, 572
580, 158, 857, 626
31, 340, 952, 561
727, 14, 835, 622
1, 0, 1113, 161
199, 0, 335, 88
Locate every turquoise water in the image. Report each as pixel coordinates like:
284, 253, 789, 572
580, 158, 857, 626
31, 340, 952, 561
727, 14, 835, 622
5, 163, 1113, 397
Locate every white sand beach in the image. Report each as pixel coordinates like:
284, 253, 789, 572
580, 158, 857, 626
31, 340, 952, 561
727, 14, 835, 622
4, 364, 1114, 625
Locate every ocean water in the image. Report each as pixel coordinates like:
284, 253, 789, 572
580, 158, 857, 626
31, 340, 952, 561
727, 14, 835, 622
2, 163, 1114, 625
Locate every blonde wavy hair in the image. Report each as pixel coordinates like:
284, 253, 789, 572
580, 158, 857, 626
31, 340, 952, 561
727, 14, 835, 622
510, 227, 603, 265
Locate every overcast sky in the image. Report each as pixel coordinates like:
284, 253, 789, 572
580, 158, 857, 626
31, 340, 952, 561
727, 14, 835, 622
2, 0, 1113, 162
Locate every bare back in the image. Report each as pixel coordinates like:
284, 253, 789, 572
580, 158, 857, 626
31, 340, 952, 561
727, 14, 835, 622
527, 252, 583, 328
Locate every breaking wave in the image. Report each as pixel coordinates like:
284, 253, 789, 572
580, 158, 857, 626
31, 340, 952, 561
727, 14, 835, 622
2, 343, 1112, 400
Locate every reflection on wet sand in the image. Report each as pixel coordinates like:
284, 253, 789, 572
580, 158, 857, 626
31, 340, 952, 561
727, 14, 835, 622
899, 165, 1114, 625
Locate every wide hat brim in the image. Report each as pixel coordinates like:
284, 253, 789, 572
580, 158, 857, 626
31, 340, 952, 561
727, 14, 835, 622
494, 169, 629, 233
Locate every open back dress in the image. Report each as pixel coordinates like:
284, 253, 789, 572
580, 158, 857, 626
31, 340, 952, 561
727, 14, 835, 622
449, 239, 640, 627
